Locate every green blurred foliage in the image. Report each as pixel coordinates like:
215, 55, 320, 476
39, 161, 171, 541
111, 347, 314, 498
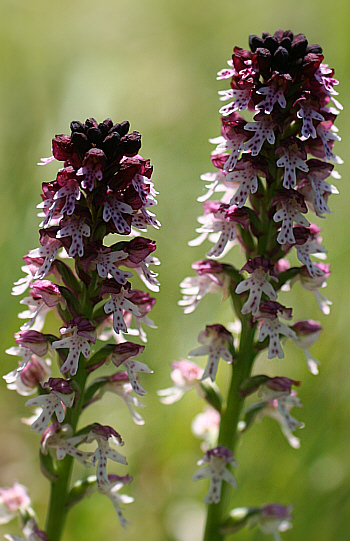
1, 1, 349, 540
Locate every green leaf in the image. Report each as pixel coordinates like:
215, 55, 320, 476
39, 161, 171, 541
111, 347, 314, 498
220, 506, 260, 535
222, 264, 241, 285
83, 377, 109, 407
241, 402, 266, 432
275, 266, 301, 290
85, 343, 116, 371
200, 380, 223, 413
39, 450, 58, 483
55, 260, 82, 293
66, 477, 97, 509
245, 207, 264, 238
58, 285, 83, 317
239, 375, 270, 397
92, 299, 108, 321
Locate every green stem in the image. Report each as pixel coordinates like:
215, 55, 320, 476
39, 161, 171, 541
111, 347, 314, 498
45, 362, 89, 541
203, 316, 257, 541
45, 456, 74, 541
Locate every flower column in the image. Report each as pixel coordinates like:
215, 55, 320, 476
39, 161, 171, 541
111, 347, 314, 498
162, 30, 341, 540
4, 118, 160, 541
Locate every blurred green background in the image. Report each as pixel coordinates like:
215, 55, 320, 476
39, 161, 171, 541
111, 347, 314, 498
1, 1, 349, 540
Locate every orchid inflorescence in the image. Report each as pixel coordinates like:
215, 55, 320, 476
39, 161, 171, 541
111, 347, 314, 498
160, 29, 341, 540
3, 117, 160, 539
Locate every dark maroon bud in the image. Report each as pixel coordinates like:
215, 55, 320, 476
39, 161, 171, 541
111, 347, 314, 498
47, 377, 74, 395
71, 131, 91, 155
249, 34, 264, 52
274, 46, 289, 69
110, 121, 130, 137
99, 119, 113, 136
122, 131, 142, 156
282, 29, 294, 41
264, 35, 279, 54
273, 29, 284, 41
102, 131, 122, 158
85, 117, 98, 129
124, 185, 143, 210
87, 126, 103, 146
280, 36, 292, 52
70, 121, 85, 134
306, 43, 323, 54
100, 278, 124, 296
119, 120, 130, 136
291, 35, 308, 60
254, 48, 272, 80
52, 134, 74, 161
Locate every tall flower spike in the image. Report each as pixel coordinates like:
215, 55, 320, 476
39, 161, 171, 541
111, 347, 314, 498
6, 116, 160, 539
168, 30, 340, 540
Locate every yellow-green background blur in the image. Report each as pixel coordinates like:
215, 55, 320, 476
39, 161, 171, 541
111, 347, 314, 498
1, 1, 349, 540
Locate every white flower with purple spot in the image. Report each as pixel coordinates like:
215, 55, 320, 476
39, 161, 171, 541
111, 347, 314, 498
98, 372, 145, 425
297, 102, 324, 139
276, 145, 309, 189
273, 200, 310, 245
98, 474, 134, 528
179, 260, 231, 314
316, 123, 341, 161
41, 423, 92, 467
226, 160, 260, 208
295, 239, 327, 278
54, 179, 81, 216
216, 59, 236, 80
244, 117, 276, 156
296, 263, 332, 315
256, 81, 286, 114
236, 261, 277, 316
52, 318, 96, 376
103, 195, 133, 234
189, 324, 233, 382
93, 249, 132, 285
56, 216, 90, 257
110, 342, 152, 397
25, 378, 74, 433
248, 504, 293, 541
28, 239, 61, 280
193, 446, 237, 504
102, 284, 141, 334
291, 320, 323, 375
219, 87, 251, 116
256, 303, 297, 359
87, 424, 127, 487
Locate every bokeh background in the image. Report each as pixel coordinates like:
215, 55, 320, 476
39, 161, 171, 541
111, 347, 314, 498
1, 1, 350, 540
